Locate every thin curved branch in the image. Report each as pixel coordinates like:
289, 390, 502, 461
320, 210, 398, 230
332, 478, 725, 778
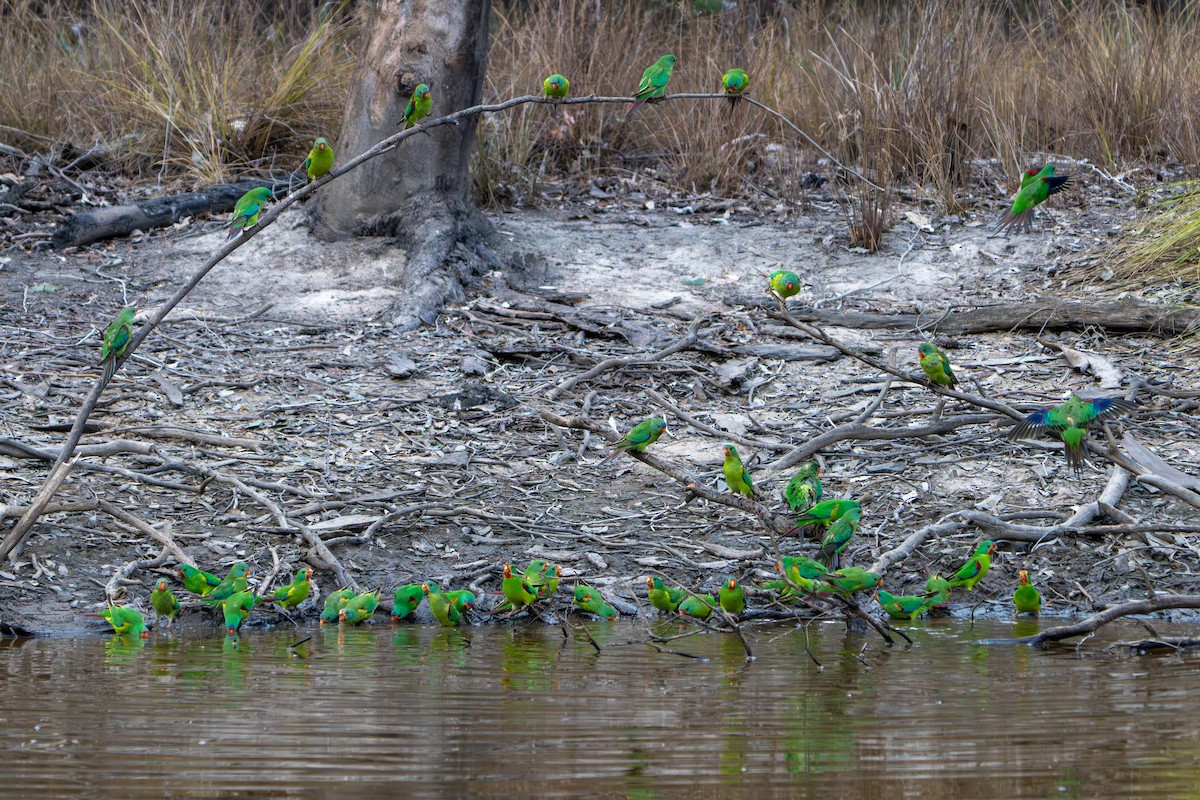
1016, 595, 1200, 646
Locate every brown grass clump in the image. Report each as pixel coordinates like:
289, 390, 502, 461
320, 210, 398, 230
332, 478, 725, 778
0, 0, 355, 182
480, 0, 1200, 215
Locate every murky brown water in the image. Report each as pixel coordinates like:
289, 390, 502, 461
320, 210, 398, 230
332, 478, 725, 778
2, 618, 1199, 799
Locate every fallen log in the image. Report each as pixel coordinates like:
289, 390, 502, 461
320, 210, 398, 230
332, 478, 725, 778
755, 297, 1200, 337
1016, 594, 1200, 646
51, 177, 292, 248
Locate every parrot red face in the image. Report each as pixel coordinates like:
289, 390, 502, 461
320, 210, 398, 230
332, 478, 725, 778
421, 582, 431, 595
723, 446, 733, 458
726, 578, 737, 591
1018, 570, 1029, 585
157, 580, 168, 592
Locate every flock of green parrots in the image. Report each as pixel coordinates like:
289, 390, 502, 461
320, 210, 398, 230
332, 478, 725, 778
86, 54, 1107, 638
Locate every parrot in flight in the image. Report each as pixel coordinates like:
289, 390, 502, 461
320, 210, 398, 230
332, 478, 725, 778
721, 68, 749, 109
177, 564, 220, 596
574, 584, 618, 619
718, 577, 746, 614
222, 591, 257, 634
1013, 569, 1042, 615
399, 83, 432, 129
303, 137, 334, 182
678, 593, 716, 620
722, 444, 755, 498
270, 567, 313, 611
768, 270, 801, 300
150, 579, 180, 626
543, 73, 569, 116
99, 307, 135, 379
340, 591, 381, 625
320, 587, 354, 624
604, 417, 668, 462
817, 504, 861, 570
423, 581, 461, 627
201, 562, 251, 607
1008, 396, 1135, 471
948, 541, 996, 590
625, 54, 676, 119
89, 605, 148, 638
993, 164, 1070, 236
646, 576, 686, 613
225, 187, 271, 240
783, 460, 822, 512
392, 583, 425, 621
875, 589, 930, 621
917, 342, 956, 387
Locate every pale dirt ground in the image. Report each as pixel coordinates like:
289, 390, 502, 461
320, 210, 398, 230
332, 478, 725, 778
1, 177, 1198, 635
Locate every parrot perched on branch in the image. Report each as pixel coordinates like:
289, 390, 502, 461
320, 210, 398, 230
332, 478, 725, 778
303, 137, 334, 182
875, 589, 930, 621
225, 187, 271, 240
399, 83, 432, 129
768, 270, 801, 300
722, 444, 755, 498
721, 68, 749, 109
201, 562, 250, 607
99, 307, 135, 379
543, 73, 569, 116
783, 460, 822, 512
624, 54, 676, 119
917, 342, 956, 387
604, 418, 668, 462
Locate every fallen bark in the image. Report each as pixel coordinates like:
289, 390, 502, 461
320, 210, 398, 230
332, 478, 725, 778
51, 178, 290, 248
775, 298, 1200, 337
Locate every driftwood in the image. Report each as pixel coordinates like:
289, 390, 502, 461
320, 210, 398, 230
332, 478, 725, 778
51, 178, 291, 248
775, 297, 1200, 337
1016, 595, 1200, 646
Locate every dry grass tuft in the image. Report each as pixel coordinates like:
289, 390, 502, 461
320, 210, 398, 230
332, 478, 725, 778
0, 0, 355, 182
1100, 182, 1200, 298
481, 0, 1200, 221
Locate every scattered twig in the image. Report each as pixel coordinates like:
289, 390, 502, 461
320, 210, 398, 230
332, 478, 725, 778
1016, 595, 1200, 646
104, 546, 170, 602
547, 319, 703, 400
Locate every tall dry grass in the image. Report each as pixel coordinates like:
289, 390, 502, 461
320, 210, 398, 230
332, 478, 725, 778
480, 0, 1200, 215
0, 0, 355, 182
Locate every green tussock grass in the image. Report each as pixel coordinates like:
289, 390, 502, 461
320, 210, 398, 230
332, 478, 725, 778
1101, 182, 1200, 297
0, 0, 356, 183
480, 0, 1200, 213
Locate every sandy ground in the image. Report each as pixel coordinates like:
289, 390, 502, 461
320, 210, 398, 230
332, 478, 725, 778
1, 180, 1198, 635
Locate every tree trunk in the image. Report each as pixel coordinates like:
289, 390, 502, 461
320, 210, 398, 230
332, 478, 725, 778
315, 0, 494, 327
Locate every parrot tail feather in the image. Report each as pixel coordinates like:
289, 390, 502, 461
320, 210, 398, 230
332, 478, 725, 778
991, 208, 1034, 237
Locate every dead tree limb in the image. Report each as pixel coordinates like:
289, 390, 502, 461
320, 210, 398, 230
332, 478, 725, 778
547, 320, 703, 400
1017, 595, 1200, 646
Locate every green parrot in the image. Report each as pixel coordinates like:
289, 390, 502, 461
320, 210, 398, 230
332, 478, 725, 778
948, 541, 996, 590
1013, 569, 1042, 615
150, 579, 180, 625
818, 505, 861, 570
270, 567, 313, 611
875, 589, 929, 621
678, 593, 716, 620
399, 83, 432, 129
339, 591, 381, 625
718, 577, 746, 614
543, 73, 569, 116
446, 589, 476, 614
423, 581, 460, 627
768, 270, 802, 300
778, 556, 830, 584
993, 164, 1070, 236
574, 584, 618, 619
176, 564, 220, 596
822, 567, 882, 597
783, 459, 822, 512
722, 444, 755, 498
624, 54, 677, 119
303, 137, 334, 182
924, 573, 952, 606
89, 605, 148, 638
201, 562, 251, 607
525, 561, 561, 600
392, 583, 425, 621
500, 562, 537, 612
320, 587, 354, 624
789, 499, 861, 535
225, 186, 272, 240
221, 590, 257, 634
99, 307, 135, 376
759, 578, 804, 602
604, 417, 668, 462
721, 67, 749, 109
917, 342, 956, 387
646, 576, 686, 613
1009, 396, 1135, 471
